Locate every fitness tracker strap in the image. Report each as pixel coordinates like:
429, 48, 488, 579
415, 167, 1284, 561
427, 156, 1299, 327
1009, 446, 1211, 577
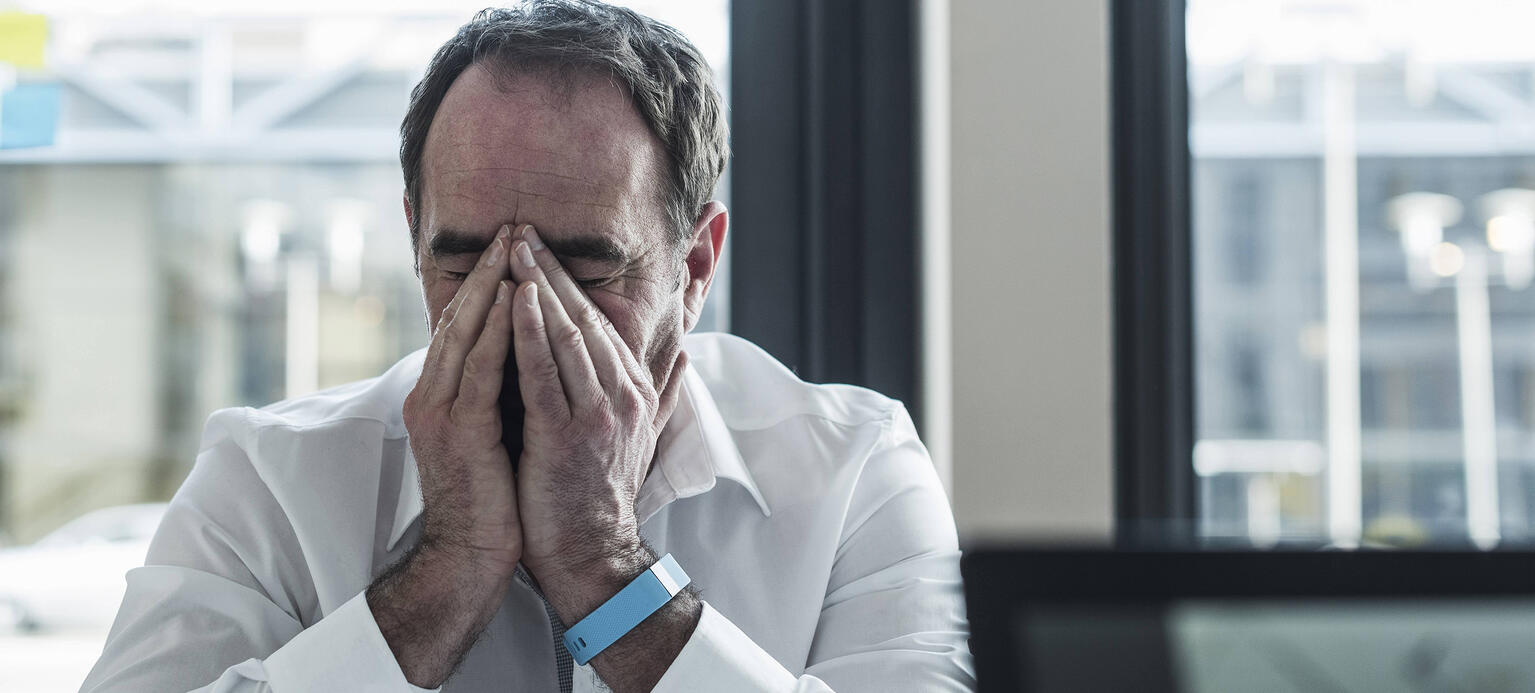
561, 553, 691, 665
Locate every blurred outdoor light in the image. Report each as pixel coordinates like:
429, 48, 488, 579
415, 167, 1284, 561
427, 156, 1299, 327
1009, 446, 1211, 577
1478, 188, 1535, 289
326, 198, 371, 294
241, 199, 288, 264
241, 199, 291, 289
1387, 191, 1463, 289
1484, 215, 1531, 253
1429, 241, 1465, 277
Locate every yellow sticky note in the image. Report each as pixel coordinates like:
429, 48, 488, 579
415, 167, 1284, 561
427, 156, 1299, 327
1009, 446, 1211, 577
0, 12, 48, 70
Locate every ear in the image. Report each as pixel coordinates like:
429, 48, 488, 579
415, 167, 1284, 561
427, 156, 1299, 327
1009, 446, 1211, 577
404, 191, 423, 276
403, 190, 416, 232
681, 201, 728, 333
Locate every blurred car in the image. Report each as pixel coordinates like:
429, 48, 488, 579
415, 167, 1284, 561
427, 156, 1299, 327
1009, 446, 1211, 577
0, 503, 166, 632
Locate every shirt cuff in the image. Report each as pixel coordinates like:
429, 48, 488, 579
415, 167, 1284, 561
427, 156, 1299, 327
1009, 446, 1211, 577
652, 602, 799, 692
264, 590, 438, 693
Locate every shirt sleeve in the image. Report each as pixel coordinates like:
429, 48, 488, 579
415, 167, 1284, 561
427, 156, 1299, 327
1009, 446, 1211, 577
652, 405, 976, 693
79, 420, 433, 693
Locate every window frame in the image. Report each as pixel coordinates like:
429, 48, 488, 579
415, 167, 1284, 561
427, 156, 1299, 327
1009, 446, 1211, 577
728, 0, 923, 427
1110, 0, 1198, 544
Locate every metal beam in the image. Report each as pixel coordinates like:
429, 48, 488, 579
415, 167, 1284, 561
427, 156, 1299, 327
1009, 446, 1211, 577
1193, 121, 1535, 158
197, 29, 234, 131
1437, 67, 1535, 125
55, 65, 190, 132
232, 55, 374, 133
1192, 62, 1535, 158
0, 128, 399, 163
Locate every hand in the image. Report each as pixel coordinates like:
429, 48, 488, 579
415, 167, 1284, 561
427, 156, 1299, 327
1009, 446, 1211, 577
505, 224, 686, 595
403, 223, 523, 573
371, 224, 524, 688
503, 224, 703, 692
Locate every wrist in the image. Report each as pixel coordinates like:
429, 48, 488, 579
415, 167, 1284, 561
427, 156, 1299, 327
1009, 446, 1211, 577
538, 532, 654, 625
368, 542, 516, 688
422, 536, 521, 585
416, 521, 522, 580
527, 505, 639, 578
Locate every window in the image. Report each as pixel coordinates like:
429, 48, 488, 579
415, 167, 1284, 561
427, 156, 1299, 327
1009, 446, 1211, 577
0, 1, 730, 686
1186, 0, 1535, 547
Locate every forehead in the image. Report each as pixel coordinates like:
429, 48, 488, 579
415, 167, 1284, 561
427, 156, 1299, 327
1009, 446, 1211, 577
419, 63, 669, 248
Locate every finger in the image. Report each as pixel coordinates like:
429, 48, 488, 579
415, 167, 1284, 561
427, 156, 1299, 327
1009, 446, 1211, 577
424, 224, 512, 405
511, 225, 628, 398
451, 280, 514, 427
509, 233, 605, 412
598, 317, 653, 398
511, 282, 570, 423
420, 286, 468, 391
653, 350, 688, 433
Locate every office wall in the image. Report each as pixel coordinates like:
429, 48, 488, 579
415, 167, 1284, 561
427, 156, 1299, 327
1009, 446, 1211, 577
946, 0, 1115, 541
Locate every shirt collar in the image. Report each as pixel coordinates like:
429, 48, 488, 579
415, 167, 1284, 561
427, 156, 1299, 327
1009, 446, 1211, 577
386, 362, 769, 552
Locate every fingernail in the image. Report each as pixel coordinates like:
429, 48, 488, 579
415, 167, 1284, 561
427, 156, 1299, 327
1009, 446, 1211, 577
498, 224, 511, 239
516, 241, 536, 268
523, 282, 538, 307
486, 236, 505, 267
524, 226, 544, 250
495, 281, 509, 304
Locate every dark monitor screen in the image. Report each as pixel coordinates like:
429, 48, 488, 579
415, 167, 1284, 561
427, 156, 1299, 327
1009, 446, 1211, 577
963, 550, 1535, 693
1016, 598, 1535, 693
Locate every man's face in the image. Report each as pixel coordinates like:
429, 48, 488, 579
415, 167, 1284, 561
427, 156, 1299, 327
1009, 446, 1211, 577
414, 63, 689, 392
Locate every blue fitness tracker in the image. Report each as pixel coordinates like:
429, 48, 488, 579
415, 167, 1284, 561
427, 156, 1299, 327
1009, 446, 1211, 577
561, 553, 691, 665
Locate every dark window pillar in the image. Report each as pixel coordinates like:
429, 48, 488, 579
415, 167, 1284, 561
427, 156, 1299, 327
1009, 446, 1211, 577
729, 0, 922, 426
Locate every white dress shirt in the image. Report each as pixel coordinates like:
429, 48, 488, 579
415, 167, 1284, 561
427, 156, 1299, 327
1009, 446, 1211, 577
81, 332, 974, 692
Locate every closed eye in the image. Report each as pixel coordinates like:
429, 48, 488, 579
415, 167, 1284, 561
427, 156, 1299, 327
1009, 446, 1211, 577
448, 270, 610, 289
577, 276, 617, 289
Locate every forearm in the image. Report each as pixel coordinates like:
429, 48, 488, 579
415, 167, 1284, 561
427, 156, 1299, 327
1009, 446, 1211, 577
540, 540, 703, 693
367, 541, 515, 688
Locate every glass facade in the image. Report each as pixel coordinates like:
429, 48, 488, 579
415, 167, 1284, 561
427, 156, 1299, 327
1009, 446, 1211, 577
0, 3, 729, 688
1190, 0, 1535, 547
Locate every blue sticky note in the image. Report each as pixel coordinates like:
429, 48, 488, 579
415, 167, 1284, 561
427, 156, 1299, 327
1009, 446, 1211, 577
1, 83, 61, 149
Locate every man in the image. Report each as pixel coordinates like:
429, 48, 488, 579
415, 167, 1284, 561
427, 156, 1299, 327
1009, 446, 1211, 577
82, 2, 972, 691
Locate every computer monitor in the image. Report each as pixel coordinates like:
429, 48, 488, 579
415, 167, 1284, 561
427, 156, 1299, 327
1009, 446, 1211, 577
961, 549, 1535, 693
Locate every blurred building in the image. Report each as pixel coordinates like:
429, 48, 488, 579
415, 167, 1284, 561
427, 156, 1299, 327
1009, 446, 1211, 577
1192, 56, 1535, 545
0, 1, 727, 545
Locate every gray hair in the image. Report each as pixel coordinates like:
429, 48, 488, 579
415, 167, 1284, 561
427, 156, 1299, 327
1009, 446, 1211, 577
399, 1, 729, 261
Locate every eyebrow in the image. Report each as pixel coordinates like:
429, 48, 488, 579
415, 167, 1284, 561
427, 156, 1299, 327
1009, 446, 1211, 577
428, 227, 633, 265
427, 229, 492, 257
